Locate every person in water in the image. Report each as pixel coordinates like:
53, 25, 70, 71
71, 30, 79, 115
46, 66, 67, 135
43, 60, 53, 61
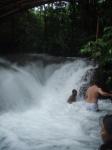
67, 89, 77, 104
85, 81, 112, 111
99, 114, 112, 150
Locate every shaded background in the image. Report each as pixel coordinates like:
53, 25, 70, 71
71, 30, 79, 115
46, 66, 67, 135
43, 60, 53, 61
0, 0, 112, 88
1, 0, 111, 56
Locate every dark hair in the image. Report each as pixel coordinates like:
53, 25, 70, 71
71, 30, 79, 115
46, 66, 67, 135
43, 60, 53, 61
90, 69, 106, 88
99, 115, 112, 150
103, 114, 112, 135
90, 78, 103, 87
72, 89, 77, 95
99, 142, 112, 150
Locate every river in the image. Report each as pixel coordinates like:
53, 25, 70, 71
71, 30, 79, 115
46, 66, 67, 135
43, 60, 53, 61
0, 54, 112, 150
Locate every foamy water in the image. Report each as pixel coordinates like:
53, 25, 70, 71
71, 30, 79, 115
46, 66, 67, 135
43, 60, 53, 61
0, 55, 112, 150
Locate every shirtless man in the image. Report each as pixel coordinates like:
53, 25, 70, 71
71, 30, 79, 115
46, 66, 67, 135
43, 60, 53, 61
85, 83, 112, 111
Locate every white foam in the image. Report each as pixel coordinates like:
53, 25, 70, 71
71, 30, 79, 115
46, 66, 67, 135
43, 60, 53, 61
0, 56, 111, 150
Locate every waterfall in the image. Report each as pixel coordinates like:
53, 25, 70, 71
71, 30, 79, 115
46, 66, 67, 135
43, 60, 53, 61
0, 54, 111, 150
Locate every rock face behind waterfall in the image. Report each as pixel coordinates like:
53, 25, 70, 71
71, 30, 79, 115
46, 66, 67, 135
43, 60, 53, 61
79, 66, 112, 100
79, 68, 95, 97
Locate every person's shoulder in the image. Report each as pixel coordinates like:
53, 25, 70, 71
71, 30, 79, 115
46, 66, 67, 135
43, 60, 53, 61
93, 84, 100, 90
97, 87, 102, 92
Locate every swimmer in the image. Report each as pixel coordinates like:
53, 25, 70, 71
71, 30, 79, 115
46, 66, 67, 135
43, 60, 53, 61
67, 89, 77, 104
99, 114, 112, 150
85, 81, 112, 111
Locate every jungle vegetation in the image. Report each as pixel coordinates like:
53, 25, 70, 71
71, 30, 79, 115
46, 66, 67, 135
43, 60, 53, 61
0, 0, 112, 88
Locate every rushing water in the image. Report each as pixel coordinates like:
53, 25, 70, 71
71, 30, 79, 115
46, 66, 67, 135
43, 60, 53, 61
0, 54, 112, 150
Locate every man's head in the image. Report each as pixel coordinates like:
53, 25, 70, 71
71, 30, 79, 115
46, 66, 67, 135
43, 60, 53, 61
100, 114, 112, 143
72, 89, 77, 96
91, 69, 106, 88
90, 78, 103, 87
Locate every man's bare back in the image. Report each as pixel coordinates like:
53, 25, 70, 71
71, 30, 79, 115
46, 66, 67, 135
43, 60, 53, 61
85, 84, 112, 104
84, 84, 112, 111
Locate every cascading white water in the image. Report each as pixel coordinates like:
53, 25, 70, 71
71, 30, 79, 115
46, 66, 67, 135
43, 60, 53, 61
0, 55, 112, 150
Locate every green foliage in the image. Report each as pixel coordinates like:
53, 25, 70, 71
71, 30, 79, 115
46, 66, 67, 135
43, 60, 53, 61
0, 0, 112, 56
81, 26, 112, 66
9, 4, 84, 56
81, 26, 112, 88
14, 11, 44, 52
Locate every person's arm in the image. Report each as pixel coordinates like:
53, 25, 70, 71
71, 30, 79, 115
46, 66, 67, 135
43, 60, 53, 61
98, 88, 112, 97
